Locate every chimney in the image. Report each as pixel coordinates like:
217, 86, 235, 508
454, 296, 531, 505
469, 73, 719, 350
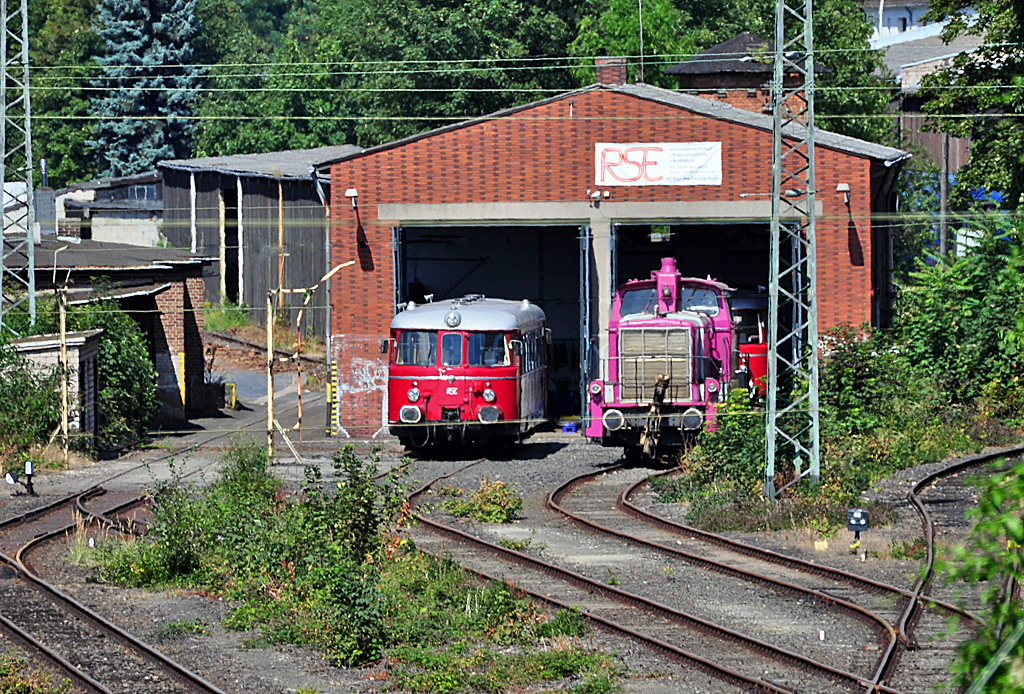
595, 56, 627, 85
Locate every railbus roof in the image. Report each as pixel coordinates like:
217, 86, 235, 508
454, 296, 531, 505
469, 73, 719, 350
390, 296, 545, 333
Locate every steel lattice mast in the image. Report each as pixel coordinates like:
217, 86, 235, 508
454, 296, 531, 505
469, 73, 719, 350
0, 0, 35, 334
764, 0, 820, 499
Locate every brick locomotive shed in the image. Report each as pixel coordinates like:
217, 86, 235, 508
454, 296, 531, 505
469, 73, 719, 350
322, 79, 909, 437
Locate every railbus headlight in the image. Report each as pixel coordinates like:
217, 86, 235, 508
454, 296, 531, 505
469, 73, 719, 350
589, 381, 603, 396
478, 406, 500, 423
407, 387, 420, 403
482, 388, 496, 403
399, 406, 422, 424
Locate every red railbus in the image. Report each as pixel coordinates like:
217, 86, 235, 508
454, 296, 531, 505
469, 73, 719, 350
383, 295, 548, 447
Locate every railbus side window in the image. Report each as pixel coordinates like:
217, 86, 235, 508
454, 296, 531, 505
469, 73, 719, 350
441, 332, 464, 367
468, 332, 510, 367
395, 330, 437, 366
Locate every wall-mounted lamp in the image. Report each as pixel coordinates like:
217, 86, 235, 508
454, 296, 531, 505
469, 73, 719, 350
836, 182, 850, 204
344, 188, 358, 208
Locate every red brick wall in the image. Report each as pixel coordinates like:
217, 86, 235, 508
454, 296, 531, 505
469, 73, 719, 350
330, 88, 876, 434
152, 268, 207, 418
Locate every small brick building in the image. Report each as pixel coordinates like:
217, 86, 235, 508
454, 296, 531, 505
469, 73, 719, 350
12, 329, 103, 443
29, 240, 214, 418
321, 77, 908, 436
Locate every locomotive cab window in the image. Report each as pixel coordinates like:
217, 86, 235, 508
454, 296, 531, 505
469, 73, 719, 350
620, 288, 656, 316
679, 288, 719, 315
395, 330, 436, 366
441, 332, 463, 367
468, 332, 509, 367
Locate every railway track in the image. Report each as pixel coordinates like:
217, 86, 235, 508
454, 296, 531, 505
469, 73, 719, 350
0, 490, 225, 694
617, 445, 1024, 691
411, 463, 900, 693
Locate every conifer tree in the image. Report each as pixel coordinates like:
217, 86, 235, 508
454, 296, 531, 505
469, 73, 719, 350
90, 0, 202, 177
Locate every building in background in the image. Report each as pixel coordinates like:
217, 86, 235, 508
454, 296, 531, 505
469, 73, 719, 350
159, 146, 362, 340
54, 171, 163, 245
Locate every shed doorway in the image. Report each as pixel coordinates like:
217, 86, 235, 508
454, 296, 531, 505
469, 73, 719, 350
614, 222, 770, 295
396, 224, 586, 419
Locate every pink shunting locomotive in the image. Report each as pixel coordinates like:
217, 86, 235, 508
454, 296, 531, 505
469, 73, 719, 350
384, 295, 548, 448
585, 257, 742, 459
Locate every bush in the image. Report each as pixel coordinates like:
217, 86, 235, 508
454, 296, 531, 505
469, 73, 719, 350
28, 297, 158, 451
70, 302, 158, 449
204, 302, 250, 332
0, 341, 60, 462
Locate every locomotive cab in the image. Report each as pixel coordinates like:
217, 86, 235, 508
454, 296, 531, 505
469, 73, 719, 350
584, 258, 737, 459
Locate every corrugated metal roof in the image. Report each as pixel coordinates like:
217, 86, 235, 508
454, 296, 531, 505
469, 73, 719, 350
317, 83, 909, 168
160, 145, 364, 180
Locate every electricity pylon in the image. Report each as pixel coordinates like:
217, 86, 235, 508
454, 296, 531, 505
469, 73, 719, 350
764, 0, 820, 499
0, 0, 36, 334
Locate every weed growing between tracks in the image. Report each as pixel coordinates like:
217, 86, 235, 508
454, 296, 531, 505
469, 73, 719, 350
91, 440, 617, 691
0, 652, 70, 693
443, 478, 524, 523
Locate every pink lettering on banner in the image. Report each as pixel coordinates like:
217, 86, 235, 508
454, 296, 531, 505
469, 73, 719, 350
594, 142, 722, 186
599, 148, 624, 183
599, 146, 664, 183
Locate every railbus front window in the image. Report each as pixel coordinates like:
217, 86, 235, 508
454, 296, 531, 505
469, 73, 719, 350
441, 332, 464, 367
467, 332, 510, 367
395, 330, 437, 366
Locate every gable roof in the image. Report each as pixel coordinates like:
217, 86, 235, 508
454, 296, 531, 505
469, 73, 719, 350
317, 82, 908, 169
663, 32, 829, 77
161, 145, 363, 181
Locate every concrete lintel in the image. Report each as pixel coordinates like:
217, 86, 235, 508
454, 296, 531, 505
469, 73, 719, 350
378, 200, 821, 225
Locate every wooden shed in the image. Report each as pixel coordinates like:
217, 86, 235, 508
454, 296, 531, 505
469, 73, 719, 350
159, 146, 362, 339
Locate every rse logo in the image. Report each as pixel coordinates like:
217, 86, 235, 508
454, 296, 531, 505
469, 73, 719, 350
446, 387, 458, 395
598, 146, 663, 183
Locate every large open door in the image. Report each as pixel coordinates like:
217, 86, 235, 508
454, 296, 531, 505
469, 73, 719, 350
398, 225, 583, 418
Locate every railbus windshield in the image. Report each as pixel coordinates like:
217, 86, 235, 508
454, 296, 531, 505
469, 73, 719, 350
440, 333, 463, 367
395, 330, 436, 366
467, 332, 510, 367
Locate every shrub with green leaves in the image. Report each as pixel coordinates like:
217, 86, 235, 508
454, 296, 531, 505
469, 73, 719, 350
0, 341, 60, 461
939, 460, 1024, 692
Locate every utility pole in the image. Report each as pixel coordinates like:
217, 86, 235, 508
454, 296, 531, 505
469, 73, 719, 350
266, 289, 275, 460
58, 286, 69, 467
765, 0, 821, 499
0, 0, 36, 334
939, 134, 949, 256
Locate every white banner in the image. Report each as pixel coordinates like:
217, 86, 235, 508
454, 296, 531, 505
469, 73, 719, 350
595, 142, 722, 186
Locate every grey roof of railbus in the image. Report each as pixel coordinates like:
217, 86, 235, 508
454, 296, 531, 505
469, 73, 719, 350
317, 83, 909, 168
390, 298, 546, 332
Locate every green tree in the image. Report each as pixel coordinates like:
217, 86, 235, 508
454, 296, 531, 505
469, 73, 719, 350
0, 341, 60, 460
920, 0, 1024, 209
940, 460, 1024, 693
89, 0, 203, 175
896, 213, 1024, 405
28, 0, 103, 188
568, 0, 694, 87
